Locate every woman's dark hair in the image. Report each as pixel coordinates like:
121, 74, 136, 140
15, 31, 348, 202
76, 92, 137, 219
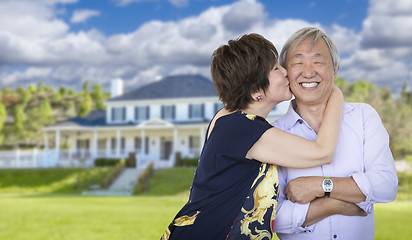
211, 33, 278, 111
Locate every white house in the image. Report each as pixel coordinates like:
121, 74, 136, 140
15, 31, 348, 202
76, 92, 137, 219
40, 75, 289, 169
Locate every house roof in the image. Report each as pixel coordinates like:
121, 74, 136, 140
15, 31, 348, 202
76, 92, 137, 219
48, 110, 107, 128
45, 110, 210, 129
107, 74, 217, 102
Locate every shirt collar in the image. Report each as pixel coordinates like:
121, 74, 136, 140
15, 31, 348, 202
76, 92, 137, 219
282, 100, 354, 131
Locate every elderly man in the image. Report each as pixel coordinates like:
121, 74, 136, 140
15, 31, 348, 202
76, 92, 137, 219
272, 27, 398, 240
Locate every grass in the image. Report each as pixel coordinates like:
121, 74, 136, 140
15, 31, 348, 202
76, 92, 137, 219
0, 194, 186, 240
0, 194, 410, 240
141, 167, 196, 196
0, 168, 411, 239
0, 168, 115, 194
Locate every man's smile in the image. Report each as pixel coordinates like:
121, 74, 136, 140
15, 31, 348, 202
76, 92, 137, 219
299, 82, 319, 88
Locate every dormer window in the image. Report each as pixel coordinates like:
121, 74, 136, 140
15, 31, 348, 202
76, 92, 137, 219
135, 106, 150, 121
189, 104, 204, 119
112, 107, 126, 122
161, 105, 175, 120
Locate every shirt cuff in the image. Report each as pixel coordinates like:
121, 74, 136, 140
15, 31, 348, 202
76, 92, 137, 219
292, 202, 315, 233
350, 172, 373, 213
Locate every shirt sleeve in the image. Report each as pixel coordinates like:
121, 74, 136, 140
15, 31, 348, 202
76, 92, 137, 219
273, 166, 314, 234
351, 104, 398, 213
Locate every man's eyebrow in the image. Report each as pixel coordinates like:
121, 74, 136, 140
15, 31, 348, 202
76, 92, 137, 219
291, 53, 303, 58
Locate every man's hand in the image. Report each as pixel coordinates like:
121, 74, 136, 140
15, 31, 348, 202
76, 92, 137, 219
285, 176, 324, 204
302, 197, 367, 227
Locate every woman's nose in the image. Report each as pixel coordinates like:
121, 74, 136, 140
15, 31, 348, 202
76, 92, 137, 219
280, 65, 287, 77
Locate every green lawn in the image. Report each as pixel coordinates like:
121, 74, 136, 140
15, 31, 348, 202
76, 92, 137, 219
1, 168, 411, 240
0, 194, 410, 240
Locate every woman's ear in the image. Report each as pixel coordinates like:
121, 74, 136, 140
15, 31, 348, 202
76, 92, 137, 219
251, 92, 263, 102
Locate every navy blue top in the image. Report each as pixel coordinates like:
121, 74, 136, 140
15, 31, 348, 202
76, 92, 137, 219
162, 111, 280, 240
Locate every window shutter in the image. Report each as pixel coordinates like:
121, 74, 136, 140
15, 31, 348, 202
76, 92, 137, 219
172, 106, 175, 119
111, 107, 115, 121
201, 104, 205, 118
161, 106, 165, 119
145, 137, 149, 154
135, 107, 138, 120
86, 140, 90, 149
122, 107, 126, 121
189, 104, 192, 118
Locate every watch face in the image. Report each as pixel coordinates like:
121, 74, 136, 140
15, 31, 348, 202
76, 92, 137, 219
324, 179, 332, 187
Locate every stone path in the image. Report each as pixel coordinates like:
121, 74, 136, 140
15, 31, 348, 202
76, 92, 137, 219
82, 168, 143, 196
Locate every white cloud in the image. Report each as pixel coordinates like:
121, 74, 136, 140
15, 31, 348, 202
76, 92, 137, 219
0, 0, 411, 94
70, 9, 100, 24
361, 0, 412, 48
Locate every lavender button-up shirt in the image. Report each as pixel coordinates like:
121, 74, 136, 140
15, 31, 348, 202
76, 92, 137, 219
272, 102, 398, 240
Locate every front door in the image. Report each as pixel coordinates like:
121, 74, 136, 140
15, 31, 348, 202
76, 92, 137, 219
161, 138, 173, 160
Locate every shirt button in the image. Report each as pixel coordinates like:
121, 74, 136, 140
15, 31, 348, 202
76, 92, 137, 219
333, 234, 337, 238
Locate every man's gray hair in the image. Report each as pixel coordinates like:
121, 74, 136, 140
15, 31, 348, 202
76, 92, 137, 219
279, 27, 340, 72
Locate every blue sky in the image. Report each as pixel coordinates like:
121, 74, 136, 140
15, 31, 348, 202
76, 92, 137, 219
0, 0, 411, 93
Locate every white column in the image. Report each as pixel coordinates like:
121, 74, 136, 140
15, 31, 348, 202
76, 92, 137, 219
116, 129, 121, 157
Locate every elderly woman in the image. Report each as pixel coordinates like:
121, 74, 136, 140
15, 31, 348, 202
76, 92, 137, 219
161, 33, 343, 240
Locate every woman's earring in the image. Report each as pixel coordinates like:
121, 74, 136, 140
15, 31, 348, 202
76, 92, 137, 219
256, 96, 262, 102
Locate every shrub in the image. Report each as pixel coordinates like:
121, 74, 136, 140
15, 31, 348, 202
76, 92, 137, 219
94, 158, 123, 167
100, 160, 126, 188
178, 157, 199, 167
133, 162, 154, 195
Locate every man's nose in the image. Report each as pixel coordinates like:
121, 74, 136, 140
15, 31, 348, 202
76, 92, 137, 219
302, 63, 316, 78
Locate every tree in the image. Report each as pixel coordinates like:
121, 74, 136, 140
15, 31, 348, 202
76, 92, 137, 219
91, 83, 106, 110
77, 92, 92, 117
13, 104, 26, 143
39, 98, 54, 125
16, 87, 32, 106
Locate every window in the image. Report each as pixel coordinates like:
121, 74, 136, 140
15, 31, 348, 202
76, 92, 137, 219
189, 136, 201, 156
189, 136, 200, 149
76, 139, 90, 149
189, 104, 204, 119
161, 105, 175, 120
112, 107, 126, 122
98, 139, 106, 149
135, 106, 150, 121
111, 138, 116, 153
134, 137, 141, 151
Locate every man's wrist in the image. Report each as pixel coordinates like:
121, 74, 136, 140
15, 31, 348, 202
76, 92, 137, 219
322, 177, 334, 197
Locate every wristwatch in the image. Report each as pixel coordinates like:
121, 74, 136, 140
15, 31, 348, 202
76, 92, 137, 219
322, 177, 333, 197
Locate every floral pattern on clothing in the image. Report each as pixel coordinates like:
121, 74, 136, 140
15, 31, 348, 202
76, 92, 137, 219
228, 163, 279, 240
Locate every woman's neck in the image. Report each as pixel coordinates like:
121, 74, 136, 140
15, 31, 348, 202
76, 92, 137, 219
241, 102, 276, 119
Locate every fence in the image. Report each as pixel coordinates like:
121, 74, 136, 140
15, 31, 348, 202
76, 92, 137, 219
0, 149, 169, 169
